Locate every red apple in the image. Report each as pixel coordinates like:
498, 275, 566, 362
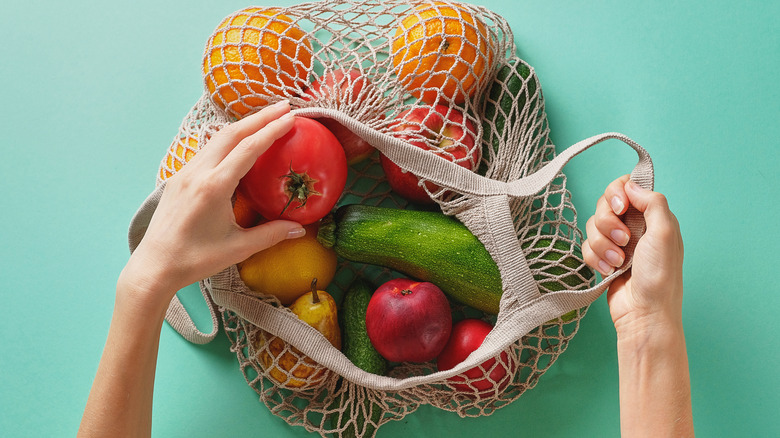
436, 319, 511, 397
365, 278, 452, 363
381, 104, 479, 204
303, 69, 378, 165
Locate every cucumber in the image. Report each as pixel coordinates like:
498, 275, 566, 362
318, 204, 503, 314
331, 279, 386, 438
340, 280, 387, 376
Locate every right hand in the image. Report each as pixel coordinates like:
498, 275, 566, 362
582, 175, 684, 333
121, 101, 303, 310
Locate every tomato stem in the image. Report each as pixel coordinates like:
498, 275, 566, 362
401, 289, 413, 296
279, 161, 321, 217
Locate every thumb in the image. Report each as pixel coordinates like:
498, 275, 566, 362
624, 180, 674, 230
238, 220, 306, 255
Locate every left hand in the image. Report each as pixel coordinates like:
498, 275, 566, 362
120, 101, 304, 308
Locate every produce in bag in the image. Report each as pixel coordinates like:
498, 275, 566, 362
128, 1, 654, 437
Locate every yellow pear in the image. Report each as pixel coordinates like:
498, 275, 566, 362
254, 278, 340, 389
289, 278, 341, 350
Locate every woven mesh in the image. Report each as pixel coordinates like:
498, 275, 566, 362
154, 1, 597, 436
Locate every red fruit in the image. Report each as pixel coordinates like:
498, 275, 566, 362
437, 319, 511, 396
382, 104, 479, 204
238, 117, 347, 225
303, 69, 379, 165
365, 278, 452, 363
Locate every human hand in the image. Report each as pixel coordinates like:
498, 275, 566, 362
582, 175, 684, 334
120, 101, 304, 309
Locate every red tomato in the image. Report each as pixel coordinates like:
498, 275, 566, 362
436, 319, 511, 397
238, 117, 347, 225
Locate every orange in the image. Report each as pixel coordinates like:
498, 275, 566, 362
158, 134, 198, 182
203, 7, 313, 119
253, 332, 330, 389
232, 190, 262, 228
237, 223, 337, 305
391, 2, 493, 104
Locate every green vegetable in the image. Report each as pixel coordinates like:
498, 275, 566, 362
340, 280, 387, 375
523, 238, 595, 294
332, 280, 386, 438
480, 58, 539, 175
318, 204, 503, 314
523, 238, 595, 323
319, 205, 594, 318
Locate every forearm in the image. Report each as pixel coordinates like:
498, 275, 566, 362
616, 318, 694, 438
79, 266, 175, 437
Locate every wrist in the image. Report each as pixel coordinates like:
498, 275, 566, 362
615, 311, 685, 353
116, 252, 180, 318
613, 283, 684, 343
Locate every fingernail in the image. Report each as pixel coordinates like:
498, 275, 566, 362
272, 99, 290, 108
275, 112, 295, 123
610, 196, 625, 215
611, 229, 630, 246
598, 260, 615, 276
286, 227, 306, 239
605, 249, 624, 267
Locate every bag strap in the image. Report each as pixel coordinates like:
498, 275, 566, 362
127, 182, 220, 344
472, 133, 652, 306
300, 107, 653, 200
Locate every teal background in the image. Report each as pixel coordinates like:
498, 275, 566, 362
1, 0, 778, 436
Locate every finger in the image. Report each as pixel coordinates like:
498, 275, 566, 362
585, 214, 625, 272
231, 220, 306, 260
624, 180, 676, 230
582, 239, 614, 277
594, 195, 631, 247
193, 100, 292, 168
217, 113, 296, 184
604, 174, 631, 215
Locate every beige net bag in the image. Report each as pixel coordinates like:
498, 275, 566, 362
129, 1, 654, 436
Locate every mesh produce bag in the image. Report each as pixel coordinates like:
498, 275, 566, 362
128, 1, 654, 436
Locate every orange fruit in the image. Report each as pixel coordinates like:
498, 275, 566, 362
391, 2, 493, 104
158, 134, 198, 182
203, 7, 313, 119
233, 190, 262, 228
237, 223, 337, 305
253, 332, 330, 389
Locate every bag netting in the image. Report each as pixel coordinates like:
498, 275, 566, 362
132, 1, 654, 436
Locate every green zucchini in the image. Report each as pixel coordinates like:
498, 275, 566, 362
318, 204, 503, 314
319, 205, 594, 317
523, 237, 595, 322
